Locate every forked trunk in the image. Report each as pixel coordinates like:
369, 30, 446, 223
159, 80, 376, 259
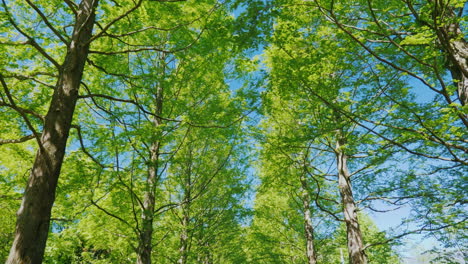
7, 1, 98, 263
335, 137, 367, 264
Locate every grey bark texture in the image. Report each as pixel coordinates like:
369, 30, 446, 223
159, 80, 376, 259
335, 136, 367, 264
444, 24, 468, 106
433, 4, 468, 106
6, 0, 98, 263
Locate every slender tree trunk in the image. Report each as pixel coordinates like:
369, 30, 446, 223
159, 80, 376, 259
6, 1, 98, 263
136, 140, 160, 264
137, 64, 165, 264
177, 211, 190, 264
178, 164, 192, 264
300, 175, 317, 264
335, 136, 367, 264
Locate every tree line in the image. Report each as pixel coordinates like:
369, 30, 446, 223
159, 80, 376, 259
0, 0, 466, 263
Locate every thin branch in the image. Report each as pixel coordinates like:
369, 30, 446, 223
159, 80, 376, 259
363, 218, 467, 250
25, 0, 69, 44
71, 124, 108, 168
0, 74, 44, 148
1, 0, 61, 69
90, 198, 138, 235
89, 0, 144, 43
78, 91, 180, 122
0, 134, 35, 145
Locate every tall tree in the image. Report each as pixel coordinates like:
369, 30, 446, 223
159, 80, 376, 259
39, 2, 251, 262
0, 0, 206, 262
0, 0, 465, 263
334, 130, 367, 264
313, 0, 468, 250
162, 126, 249, 264
2, 0, 99, 262
259, 2, 412, 263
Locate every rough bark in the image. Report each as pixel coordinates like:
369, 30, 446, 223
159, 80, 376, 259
299, 175, 317, 264
444, 26, 468, 106
432, 4, 468, 106
137, 68, 165, 264
335, 136, 367, 264
450, 64, 468, 106
6, 1, 98, 263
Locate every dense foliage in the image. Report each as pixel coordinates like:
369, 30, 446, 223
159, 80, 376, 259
0, 0, 466, 263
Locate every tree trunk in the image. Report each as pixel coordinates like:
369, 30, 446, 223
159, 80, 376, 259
424, 1, 468, 106
136, 140, 159, 264
335, 137, 367, 264
178, 149, 193, 264
6, 1, 98, 263
137, 62, 165, 264
177, 212, 190, 264
453, 68, 468, 106
300, 175, 317, 264
446, 36, 468, 106
437, 9, 468, 106
136, 139, 160, 264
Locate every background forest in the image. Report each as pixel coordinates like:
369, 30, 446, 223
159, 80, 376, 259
0, 0, 466, 263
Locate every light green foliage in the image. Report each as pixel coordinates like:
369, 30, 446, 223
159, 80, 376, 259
151, 127, 250, 263
0, 136, 36, 262
400, 27, 435, 46
40, 1, 253, 262
0, 0, 465, 263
